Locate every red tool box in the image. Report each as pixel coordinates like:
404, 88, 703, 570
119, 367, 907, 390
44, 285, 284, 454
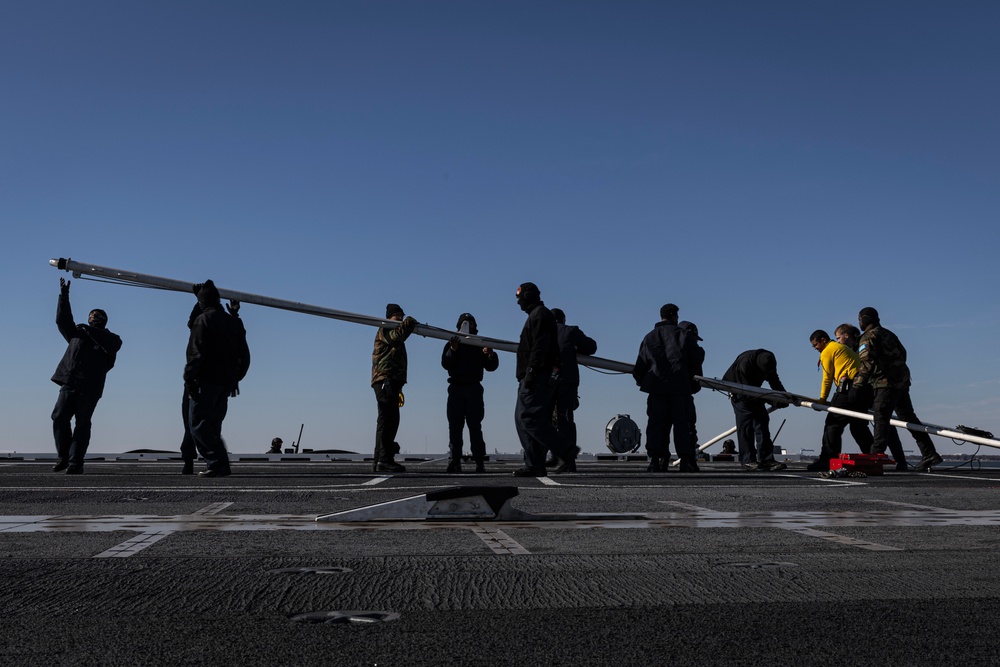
828, 453, 892, 475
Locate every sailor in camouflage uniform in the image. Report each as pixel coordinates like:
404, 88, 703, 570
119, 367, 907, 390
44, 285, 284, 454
855, 307, 943, 472
371, 303, 418, 473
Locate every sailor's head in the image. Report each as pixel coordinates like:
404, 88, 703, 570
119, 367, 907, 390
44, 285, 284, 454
835, 323, 860, 346
550, 308, 566, 324
456, 312, 478, 334
386, 303, 404, 321
659, 303, 679, 324
88, 309, 108, 329
515, 282, 540, 312
809, 329, 830, 352
756, 350, 778, 374
679, 320, 702, 341
196, 280, 221, 308
858, 307, 880, 331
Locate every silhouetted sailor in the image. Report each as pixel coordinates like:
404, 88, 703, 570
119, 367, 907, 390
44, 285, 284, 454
184, 280, 250, 478
546, 308, 597, 472
50, 278, 122, 474
633, 304, 702, 472
855, 307, 942, 472
180, 296, 242, 475
441, 313, 499, 474
806, 329, 874, 471
512, 282, 571, 477
678, 320, 705, 454
722, 349, 788, 471
371, 303, 417, 473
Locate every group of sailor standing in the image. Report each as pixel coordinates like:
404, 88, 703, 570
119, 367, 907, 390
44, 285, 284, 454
47, 278, 941, 476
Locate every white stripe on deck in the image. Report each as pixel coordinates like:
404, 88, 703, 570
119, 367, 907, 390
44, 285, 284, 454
192, 502, 234, 515
782, 527, 903, 552
94, 531, 172, 558
472, 525, 530, 555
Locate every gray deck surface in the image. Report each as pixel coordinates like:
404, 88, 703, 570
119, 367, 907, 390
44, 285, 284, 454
2, 458, 999, 666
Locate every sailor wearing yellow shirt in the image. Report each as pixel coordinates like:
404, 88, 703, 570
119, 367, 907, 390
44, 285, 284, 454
806, 329, 875, 472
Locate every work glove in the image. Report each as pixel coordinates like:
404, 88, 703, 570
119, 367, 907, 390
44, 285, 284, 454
226, 300, 240, 317
60, 278, 70, 296
185, 381, 199, 400
230, 383, 240, 398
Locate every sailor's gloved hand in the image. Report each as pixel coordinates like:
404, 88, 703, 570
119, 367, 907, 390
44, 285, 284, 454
522, 374, 535, 391
192, 283, 203, 295
230, 383, 240, 398
226, 300, 241, 317
185, 381, 199, 399
60, 278, 70, 296
449, 335, 460, 351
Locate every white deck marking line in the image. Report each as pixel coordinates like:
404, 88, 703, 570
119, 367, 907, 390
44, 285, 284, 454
658, 501, 720, 513
782, 526, 903, 551
472, 525, 530, 555
192, 502, 234, 515
362, 476, 391, 485
93, 531, 172, 558
915, 473, 1000, 482
538, 477, 560, 486
868, 500, 956, 511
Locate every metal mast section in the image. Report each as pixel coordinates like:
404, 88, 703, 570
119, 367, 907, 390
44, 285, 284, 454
48, 257, 634, 373
49, 258, 999, 450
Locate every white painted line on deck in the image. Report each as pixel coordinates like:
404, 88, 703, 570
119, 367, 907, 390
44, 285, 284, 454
868, 500, 954, 511
782, 526, 903, 552
192, 502, 234, 515
362, 476, 391, 486
916, 473, 1000, 483
538, 477, 561, 486
94, 531, 172, 558
658, 501, 721, 513
472, 525, 531, 555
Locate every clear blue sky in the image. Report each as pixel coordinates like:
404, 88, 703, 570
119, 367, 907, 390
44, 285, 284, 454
3, 1, 998, 458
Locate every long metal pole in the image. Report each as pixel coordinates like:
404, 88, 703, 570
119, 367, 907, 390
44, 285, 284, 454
696, 375, 1000, 450
50, 258, 998, 450
49, 257, 633, 373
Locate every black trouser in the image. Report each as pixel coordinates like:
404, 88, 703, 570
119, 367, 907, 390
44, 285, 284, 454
373, 380, 401, 463
447, 383, 486, 461
51, 385, 101, 468
645, 391, 694, 462
553, 384, 579, 452
187, 383, 232, 474
686, 394, 699, 445
514, 377, 566, 469
180, 388, 197, 462
872, 385, 937, 460
819, 383, 874, 460
731, 397, 775, 465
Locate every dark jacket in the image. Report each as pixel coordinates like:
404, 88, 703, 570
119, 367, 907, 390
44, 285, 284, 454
51, 294, 122, 397
184, 305, 250, 391
371, 316, 417, 387
441, 341, 499, 385
633, 321, 701, 394
856, 325, 911, 389
722, 349, 785, 392
556, 323, 597, 388
516, 302, 559, 382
